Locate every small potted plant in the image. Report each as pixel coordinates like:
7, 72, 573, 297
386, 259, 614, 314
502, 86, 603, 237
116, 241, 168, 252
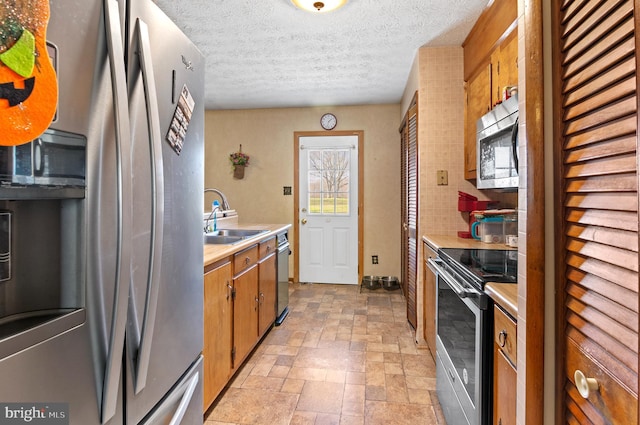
229, 144, 249, 179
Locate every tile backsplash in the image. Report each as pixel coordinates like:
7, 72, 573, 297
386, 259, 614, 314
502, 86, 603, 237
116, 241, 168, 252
417, 46, 516, 237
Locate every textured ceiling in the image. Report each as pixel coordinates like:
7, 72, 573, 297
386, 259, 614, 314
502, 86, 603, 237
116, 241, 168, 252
152, 0, 489, 110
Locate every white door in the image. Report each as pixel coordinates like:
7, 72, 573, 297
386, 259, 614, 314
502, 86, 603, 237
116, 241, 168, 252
298, 135, 358, 284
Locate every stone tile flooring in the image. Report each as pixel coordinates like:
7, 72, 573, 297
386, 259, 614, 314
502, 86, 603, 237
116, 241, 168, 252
204, 282, 445, 425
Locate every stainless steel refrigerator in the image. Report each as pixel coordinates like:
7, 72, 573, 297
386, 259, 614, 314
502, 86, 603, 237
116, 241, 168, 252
0, 0, 204, 424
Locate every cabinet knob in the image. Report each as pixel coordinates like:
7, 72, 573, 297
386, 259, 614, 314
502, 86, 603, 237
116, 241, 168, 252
245, 257, 250, 265
498, 330, 508, 348
574, 369, 599, 399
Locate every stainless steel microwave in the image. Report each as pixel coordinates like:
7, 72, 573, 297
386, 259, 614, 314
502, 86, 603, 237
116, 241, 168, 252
0, 129, 86, 187
476, 95, 519, 190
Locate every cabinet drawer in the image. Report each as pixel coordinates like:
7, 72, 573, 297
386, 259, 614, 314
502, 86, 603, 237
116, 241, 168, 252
234, 245, 258, 275
423, 242, 437, 262
494, 304, 517, 366
259, 237, 276, 259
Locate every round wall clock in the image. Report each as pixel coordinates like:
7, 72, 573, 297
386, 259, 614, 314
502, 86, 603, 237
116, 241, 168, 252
320, 113, 337, 130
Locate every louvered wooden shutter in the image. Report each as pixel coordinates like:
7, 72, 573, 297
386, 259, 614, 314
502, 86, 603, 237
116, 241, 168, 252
400, 93, 418, 328
554, 0, 638, 423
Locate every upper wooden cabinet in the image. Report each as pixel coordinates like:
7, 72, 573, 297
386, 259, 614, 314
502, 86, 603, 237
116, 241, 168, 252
465, 64, 491, 179
490, 30, 518, 108
462, 0, 517, 180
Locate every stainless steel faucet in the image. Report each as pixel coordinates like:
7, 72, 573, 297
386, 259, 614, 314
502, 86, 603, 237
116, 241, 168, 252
204, 188, 230, 233
204, 188, 231, 211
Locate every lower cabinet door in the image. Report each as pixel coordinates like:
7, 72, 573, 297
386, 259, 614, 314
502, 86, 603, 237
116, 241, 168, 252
258, 253, 277, 337
203, 261, 233, 411
233, 265, 259, 368
494, 347, 516, 425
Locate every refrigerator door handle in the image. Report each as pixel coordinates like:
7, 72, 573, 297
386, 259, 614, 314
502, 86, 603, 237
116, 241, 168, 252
140, 357, 201, 425
167, 367, 199, 425
131, 17, 165, 395
101, 0, 133, 423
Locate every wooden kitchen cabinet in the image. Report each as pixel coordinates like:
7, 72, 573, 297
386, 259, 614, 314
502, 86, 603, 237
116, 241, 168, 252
258, 237, 277, 337
203, 259, 233, 412
493, 304, 517, 425
422, 241, 437, 360
494, 348, 517, 425
202, 234, 280, 412
232, 244, 259, 369
464, 64, 491, 180
462, 0, 517, 180
490, 30, 518, 108
464, 34, 518, 180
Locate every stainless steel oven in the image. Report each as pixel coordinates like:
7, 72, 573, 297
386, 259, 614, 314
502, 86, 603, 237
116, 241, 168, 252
428, 248, 517, 425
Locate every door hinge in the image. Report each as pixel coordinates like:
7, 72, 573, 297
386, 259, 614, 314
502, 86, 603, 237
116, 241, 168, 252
232, 347, 236, 362
231, 287, 236, 300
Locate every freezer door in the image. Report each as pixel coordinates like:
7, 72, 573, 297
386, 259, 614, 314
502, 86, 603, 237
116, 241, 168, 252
0, 319, 124, 425
124, 1, 204, 424
140, 357, 203, 425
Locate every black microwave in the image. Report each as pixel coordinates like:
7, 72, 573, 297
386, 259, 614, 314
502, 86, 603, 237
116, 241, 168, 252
0, 129, 86, 187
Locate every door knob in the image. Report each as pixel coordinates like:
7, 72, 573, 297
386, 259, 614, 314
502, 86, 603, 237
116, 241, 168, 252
574, 369, 599, 399
301, 218, 307, 225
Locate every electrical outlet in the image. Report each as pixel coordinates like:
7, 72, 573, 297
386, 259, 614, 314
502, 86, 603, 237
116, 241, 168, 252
437, 170, 448, 185
283, 186, 292, 195
372, 255, 378, 264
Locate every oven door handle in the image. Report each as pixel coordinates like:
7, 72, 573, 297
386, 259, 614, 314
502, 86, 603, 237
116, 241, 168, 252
427, 257, 480, 299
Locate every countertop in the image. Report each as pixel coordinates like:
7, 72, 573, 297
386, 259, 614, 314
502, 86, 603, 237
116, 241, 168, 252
203, 223, 291, 268
424, 233, 518, 318
423, 234, 516, 251
485, 283, 518, 319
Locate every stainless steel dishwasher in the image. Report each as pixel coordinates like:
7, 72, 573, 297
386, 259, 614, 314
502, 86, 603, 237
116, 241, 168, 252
275, 231, 290, 326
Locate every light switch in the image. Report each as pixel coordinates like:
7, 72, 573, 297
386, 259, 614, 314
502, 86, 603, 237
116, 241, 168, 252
437, 170, 448, 185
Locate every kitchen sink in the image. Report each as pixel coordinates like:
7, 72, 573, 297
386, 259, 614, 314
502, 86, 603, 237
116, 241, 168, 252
203, 228, 268, 245
203, 234, 244, 245
210, 228, 268, 237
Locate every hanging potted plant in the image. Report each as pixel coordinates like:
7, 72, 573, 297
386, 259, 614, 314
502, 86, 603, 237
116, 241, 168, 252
229, 144, 249, 179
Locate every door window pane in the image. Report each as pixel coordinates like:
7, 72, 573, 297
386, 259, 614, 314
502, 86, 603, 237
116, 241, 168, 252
307, 149, 350, 215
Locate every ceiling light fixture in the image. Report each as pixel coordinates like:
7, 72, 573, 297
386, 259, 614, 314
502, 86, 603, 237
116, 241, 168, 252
290, 0, 349, 13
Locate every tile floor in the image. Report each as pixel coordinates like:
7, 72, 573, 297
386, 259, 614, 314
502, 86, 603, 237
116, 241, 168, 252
204, 282, 445, 425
